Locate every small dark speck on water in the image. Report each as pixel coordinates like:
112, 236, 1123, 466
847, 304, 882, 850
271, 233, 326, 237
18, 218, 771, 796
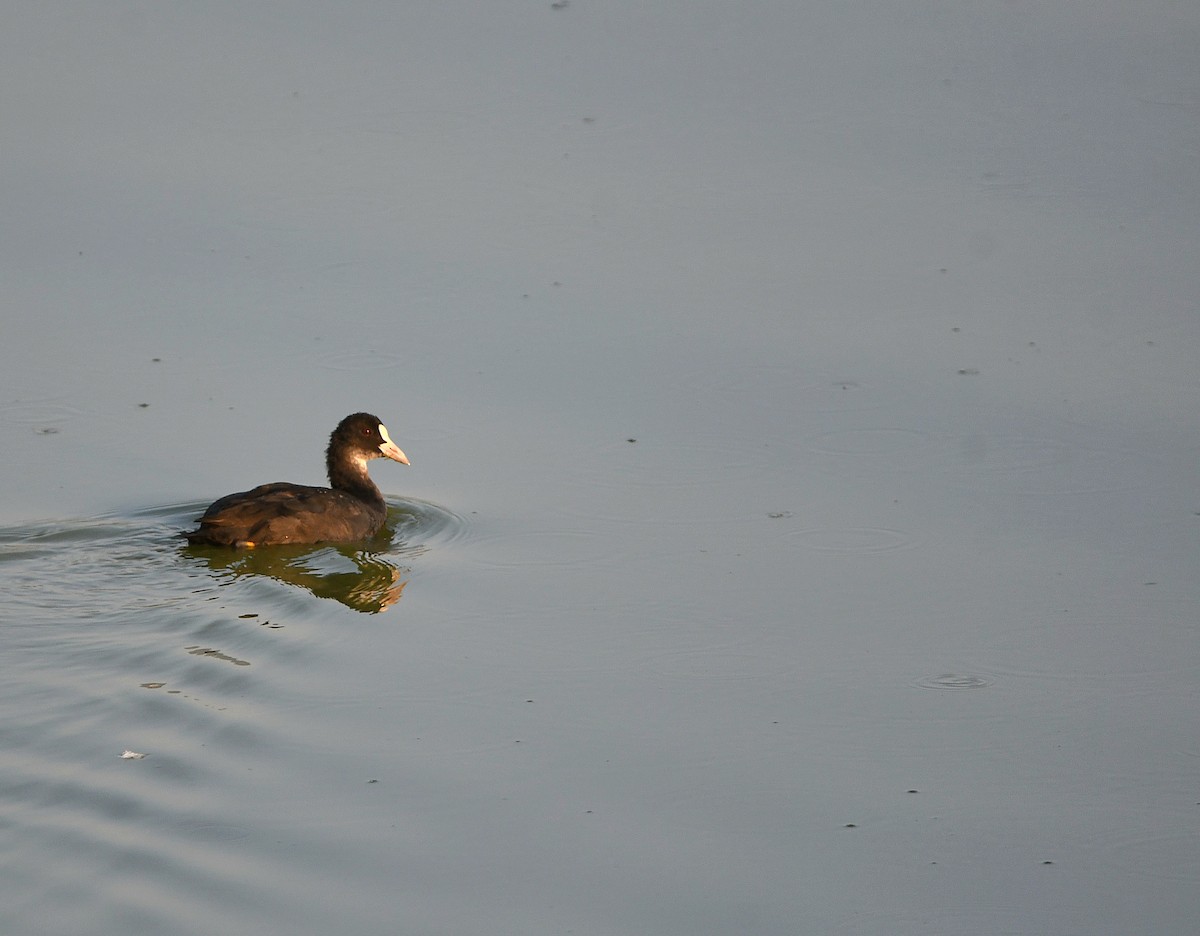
844, 823, 857, 828
551, 0, 568, 8
138, 402, 150, 408
627, 438, 637, 443
35, 427, 59, 435
957, 368, 980, 376
1042, 860, 1054, 865
152, 357, 161, 362
367, 779, 378, 784
239, 613, 259, 619
907, 789, 919, 794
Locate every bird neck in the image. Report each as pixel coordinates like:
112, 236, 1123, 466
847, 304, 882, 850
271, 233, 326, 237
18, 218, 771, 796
327, 452, 384, 503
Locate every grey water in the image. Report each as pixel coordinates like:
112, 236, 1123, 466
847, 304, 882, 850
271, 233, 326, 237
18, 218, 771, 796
2, 3, 1199, 934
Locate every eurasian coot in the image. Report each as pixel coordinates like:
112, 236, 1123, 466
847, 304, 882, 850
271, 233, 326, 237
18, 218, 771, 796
185, 412, 409, 548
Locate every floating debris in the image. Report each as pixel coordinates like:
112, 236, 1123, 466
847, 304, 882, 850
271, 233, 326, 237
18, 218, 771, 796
120, 750, 147, 760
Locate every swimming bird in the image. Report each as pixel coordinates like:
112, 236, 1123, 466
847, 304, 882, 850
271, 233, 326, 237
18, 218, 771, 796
185, 412, 409, 547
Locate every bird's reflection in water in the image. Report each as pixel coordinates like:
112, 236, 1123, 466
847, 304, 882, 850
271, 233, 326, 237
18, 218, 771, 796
185, 525, 416, 614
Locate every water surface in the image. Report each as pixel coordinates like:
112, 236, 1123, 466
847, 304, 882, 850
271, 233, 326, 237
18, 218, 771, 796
2, 2, 1198, 934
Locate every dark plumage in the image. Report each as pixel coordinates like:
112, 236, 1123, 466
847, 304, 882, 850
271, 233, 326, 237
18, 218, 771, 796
185, 412, 409, 548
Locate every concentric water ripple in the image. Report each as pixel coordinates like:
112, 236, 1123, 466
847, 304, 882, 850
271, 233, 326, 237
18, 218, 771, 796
912, 673, 995, 691
786, 526, 919, 556
1088, 828, 1200, 883
454, 528, 611, 571
0, 398, 88, 430
386, 497, 471, 549
640, 644, 802, 684
947, 434, 1162, 496
799, 426, 1165, 497
700, 364, 891, 413
967, 617, 1199, 685
805, 427, 936, 458
553, 433, 795, 528
802, 427, 945, 479
571, 434, 785, 490
311, 347, 409, 371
